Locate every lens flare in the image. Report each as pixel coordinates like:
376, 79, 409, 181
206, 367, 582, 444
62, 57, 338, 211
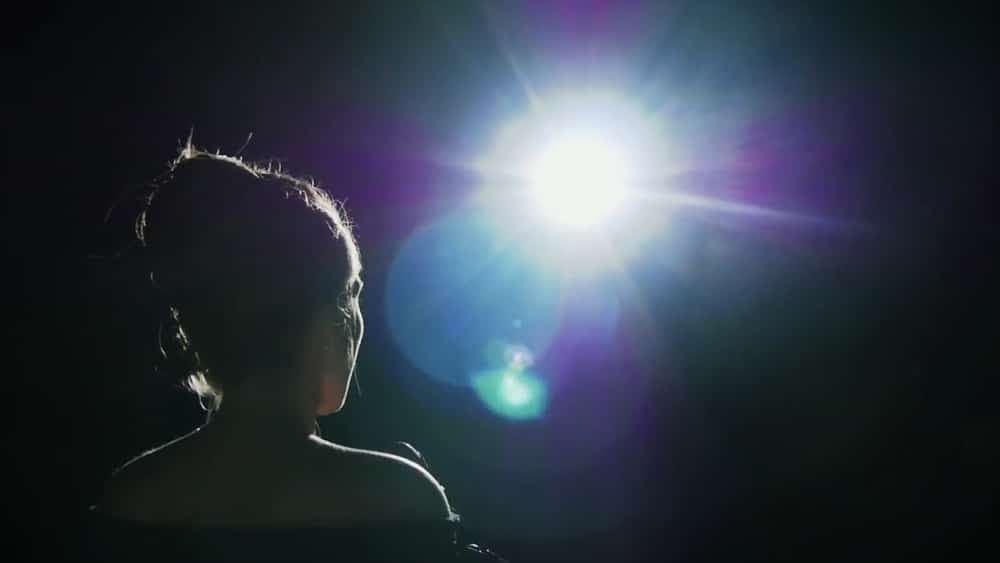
385, 210, 561, 388
472, 368, 548, 420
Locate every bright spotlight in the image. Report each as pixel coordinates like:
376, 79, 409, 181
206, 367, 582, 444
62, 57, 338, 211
529, 134, 627, 228
474, 89, 673, 272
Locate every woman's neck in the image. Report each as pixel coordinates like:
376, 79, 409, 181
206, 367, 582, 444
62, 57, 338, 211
202, 376, 318, 440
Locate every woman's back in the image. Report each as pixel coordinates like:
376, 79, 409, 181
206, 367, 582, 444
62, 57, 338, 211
98, 425, 454, 528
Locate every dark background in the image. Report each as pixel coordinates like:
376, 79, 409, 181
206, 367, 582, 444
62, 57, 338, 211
6, 2, 996, 561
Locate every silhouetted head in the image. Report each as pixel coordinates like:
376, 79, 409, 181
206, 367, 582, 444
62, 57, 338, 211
138, 143, 363, 416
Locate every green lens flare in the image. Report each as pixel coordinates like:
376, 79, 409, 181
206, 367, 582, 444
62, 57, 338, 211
472, 369, 548, 420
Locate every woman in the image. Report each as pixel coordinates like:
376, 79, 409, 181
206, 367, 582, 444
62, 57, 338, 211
90, 144, 482, 561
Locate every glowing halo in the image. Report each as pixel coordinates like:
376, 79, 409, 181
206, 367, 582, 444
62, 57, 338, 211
528, 133, 628, 228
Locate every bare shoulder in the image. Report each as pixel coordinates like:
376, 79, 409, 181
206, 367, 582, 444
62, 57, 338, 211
97, 430, 202, 520
96, 431, 455, 526
309, 437, 455, 522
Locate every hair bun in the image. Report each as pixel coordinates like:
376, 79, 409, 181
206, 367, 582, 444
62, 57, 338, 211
142, 155, 336, 310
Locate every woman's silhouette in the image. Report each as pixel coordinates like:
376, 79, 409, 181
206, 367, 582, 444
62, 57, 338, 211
95, 143, 458, 534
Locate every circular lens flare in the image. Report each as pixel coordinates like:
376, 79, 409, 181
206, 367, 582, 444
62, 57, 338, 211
529, 135, 627, 228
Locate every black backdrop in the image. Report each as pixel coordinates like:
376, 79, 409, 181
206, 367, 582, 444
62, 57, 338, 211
6, 2, 997, 561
